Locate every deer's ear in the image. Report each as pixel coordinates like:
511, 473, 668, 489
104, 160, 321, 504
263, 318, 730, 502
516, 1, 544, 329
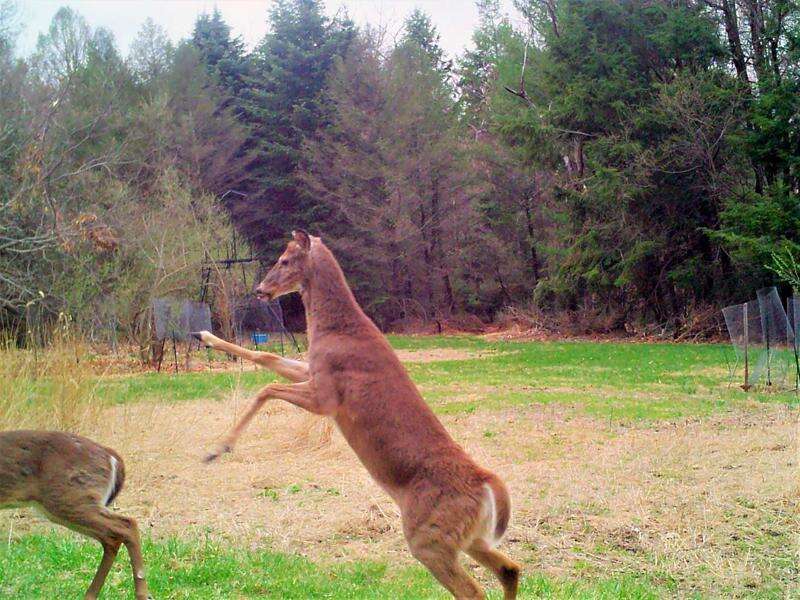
292, 229, 311, 251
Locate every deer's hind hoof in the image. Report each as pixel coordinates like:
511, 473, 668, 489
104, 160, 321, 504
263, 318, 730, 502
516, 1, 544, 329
203, 444, 231, 464
190, 331, 207, 344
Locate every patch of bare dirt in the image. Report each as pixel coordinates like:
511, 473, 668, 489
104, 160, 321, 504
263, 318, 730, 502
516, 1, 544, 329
394, 348, 493, 363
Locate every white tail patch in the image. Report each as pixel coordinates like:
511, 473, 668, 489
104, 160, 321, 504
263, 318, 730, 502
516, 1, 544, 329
101, 455, 118, 506
482, 482, 499, 545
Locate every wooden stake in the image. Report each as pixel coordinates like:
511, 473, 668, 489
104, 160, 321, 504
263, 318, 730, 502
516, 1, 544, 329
172, 332, 179, 374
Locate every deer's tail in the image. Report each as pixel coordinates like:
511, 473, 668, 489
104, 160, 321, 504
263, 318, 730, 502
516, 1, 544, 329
102, 448, 126, 507
483, 475, 512, 546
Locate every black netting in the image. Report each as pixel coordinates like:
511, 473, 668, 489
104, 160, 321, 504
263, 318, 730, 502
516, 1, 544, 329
180, 301, 212, 337
87, 295, 119, 348
153, 298, 212, 342
229, 295, 285, 342
757, 287, 791, 346
722, 300, 759, 351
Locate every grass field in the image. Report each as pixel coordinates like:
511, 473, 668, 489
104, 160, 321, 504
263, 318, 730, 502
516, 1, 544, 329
1, 336, 797, 598
93, 336, 797, 418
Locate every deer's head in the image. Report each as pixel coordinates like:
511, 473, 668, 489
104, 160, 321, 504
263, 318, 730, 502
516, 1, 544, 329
255, 230, 311, 301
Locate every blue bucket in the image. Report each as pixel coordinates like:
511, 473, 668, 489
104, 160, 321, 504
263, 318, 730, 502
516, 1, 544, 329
252, 332, 269, 345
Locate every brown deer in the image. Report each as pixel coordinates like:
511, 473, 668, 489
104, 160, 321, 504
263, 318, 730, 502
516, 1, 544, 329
0, 430, 150, 600
194, 230, 520, 599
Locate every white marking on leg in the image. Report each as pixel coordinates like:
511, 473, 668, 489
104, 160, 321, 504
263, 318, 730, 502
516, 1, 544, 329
101, 456, 118, 506
279, 357, 306, 369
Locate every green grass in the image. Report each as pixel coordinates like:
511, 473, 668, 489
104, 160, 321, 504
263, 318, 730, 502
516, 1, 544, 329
93, 336, 798, 422
399, 336, 798, 419
95, 369, 273, 406
0, 533, 663, 599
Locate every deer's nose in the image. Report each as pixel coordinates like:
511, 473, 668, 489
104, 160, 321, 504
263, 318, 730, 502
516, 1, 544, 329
254, 283, 270, 300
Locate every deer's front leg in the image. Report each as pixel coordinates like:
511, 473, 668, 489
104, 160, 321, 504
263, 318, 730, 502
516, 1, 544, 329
204, 380, 331, 463
192, 330, 309, 382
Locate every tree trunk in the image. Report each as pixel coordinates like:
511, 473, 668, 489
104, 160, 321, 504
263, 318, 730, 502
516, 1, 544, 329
744, 0, 769, 86
719, 0, 749, 85
523, 196, 540, 283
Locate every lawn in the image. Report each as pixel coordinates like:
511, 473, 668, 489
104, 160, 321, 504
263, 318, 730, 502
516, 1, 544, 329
1, 336, 797, 598
93, 335, 796, 420
1, 534, 660, 599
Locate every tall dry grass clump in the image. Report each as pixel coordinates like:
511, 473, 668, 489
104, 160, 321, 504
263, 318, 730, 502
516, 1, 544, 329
0, 316, 103, 434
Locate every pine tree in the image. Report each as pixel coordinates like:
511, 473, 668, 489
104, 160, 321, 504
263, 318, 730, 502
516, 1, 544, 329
302, 17, 478, 324
232, 0, 354, 252
129, 18, 173, 85
396, 9, 451, 79
191, 8, 247, 98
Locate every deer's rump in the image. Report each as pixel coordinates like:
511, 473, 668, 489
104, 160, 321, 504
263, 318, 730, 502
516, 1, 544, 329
0, 431, 125, 507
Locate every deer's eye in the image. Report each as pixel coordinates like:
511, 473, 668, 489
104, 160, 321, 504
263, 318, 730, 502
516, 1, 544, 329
279, 259, 289, 266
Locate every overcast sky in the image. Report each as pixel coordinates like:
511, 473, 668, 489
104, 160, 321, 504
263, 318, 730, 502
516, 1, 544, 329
15, 1, 525, 60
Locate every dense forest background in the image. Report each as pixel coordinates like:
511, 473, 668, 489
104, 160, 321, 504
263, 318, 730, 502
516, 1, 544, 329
1, 0, 798, 340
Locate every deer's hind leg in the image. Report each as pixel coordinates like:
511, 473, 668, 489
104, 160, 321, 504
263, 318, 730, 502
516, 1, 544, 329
409, 540, 485, 600
466, 539, 520, 600
192, 331, 309, 382
85, 541, 120, 600
43, 500, 149, 600
402, 494, 487, 599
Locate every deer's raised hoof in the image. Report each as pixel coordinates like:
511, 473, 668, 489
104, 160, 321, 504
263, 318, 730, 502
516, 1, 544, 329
190, 331, 208, 344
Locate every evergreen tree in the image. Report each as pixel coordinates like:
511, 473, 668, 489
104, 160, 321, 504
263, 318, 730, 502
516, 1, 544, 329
396, 9, 452, 81
302, 16, 477, 324
232, 0, 354, 252
191, 8, 247, 97
501, 0, 741, 329
456, 2, 551, 299
457, 0, 505, 124
129, 18, 173, 85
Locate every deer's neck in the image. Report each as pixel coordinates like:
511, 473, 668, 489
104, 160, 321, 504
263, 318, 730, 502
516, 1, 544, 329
301, 246, 370, 339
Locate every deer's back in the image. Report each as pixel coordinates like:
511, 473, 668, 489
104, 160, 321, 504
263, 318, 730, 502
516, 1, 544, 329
0, 430, 124, 508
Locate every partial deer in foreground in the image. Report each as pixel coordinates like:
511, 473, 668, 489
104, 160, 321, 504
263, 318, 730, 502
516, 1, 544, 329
194, 230, 520, 599
0, 430, 150, 600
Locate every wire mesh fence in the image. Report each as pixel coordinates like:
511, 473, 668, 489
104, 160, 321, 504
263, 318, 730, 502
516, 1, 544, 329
722, 287, 796, 390
786, 296, 800, 389
85, 296, 120, 350
229, 296, 283, 339
227, 294, 300, 352
152, 298, 212, 342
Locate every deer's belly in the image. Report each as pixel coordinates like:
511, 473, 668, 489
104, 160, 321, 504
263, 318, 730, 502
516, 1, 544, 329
331, 416, 410, 504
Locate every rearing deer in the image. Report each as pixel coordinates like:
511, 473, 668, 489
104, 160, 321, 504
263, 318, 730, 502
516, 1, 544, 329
194, 230, 520, 599
0, 430, 150, 599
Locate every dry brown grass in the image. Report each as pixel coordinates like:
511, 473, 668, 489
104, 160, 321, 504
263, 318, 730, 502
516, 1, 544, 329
485, 408, 798, 590
0, 323, 105, 433
3, 393, 792, 596
394, 348, 489, 363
